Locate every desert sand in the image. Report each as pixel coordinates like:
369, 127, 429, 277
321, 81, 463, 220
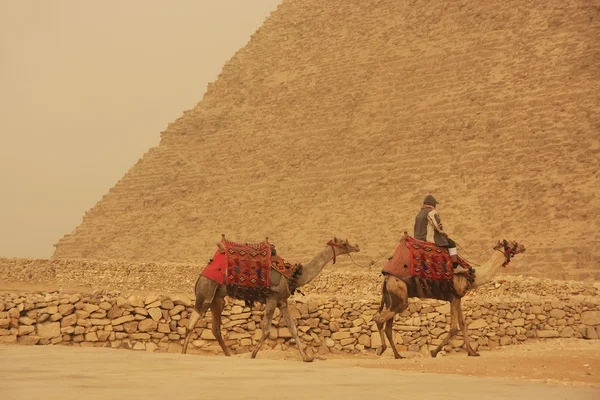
1, 339, 599, 400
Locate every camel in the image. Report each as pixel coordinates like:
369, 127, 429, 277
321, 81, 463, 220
373, 237, 526, 359
181, 237, 360, 362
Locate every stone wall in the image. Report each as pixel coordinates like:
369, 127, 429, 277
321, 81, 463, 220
2, 290, 599, 354
2, 258, 599, 297
51, 0, 600, 281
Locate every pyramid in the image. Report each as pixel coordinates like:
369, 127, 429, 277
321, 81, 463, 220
53, 0, 600, 280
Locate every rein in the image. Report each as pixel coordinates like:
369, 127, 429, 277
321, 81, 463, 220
494, 241, 518, 267
327, 240, 346, 264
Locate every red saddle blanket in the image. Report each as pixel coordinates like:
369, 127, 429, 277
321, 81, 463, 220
201, 241, 271, 288
382, 236, 471, 281
201, 243, 301, 287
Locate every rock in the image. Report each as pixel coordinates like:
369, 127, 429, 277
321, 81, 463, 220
0, 335, 17, 344
158, 323, 170, 333
584, 327, 598, 340
37, 322, 61, 339
512, 318, 525, 327
278, 327, 292, 338
144, 295, 159, 305
97, 331, 111, 341
581, 311, 600, 326
352, 318, 364, 327
358, 334, 371, 347
60, 313, 77, 328
134, 307, 149, 316
18, 335, 39, 345
167, 343, 182, 353
201, 330, 216, 340
138, 319, 158, 332
148, 308, 162, 322
161, 300, 175, 310
468, 319, 488, 329
133, 342, 146, 351
231, 305, 244, 314
0, 319, 10, 328
57, 304, 74, 316
329, 321, 341, 332
146, 342, 158, 352
500, 336, 512, 346
50, 313, 63, 322
83, 304, 100, 313
550, 309, 566, 319
18, 325, 35, 336
331, 331, 351, 340
123, 321, 138, 334
107, 306, 124, 319
99, 302, 112, 311
325, 338, 335, 347
146, 300, 162, 309
370, 332, 383, 348
130, 333, 151, 340
408, 343, 420, 352
18, 317, 35, 326
240, 338, 252, 347
112, 315, 135, 326
85, 332, 99, 342
169, 305, 185, 316
127, 296, 144, 308
61, 326, 75, 334
560, 327, 575, 338
90, 319, 110, 326
537, 330, 559, 338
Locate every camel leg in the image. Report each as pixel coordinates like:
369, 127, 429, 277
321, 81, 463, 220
251, 297, 277, 359
181, 302, 210, 354
375, 318, 389, 356
279, 301, 313, 363
458, 300, 480, 357
431, 298, 460, 358
384, 318, 403, 359
210, 296, 230, 357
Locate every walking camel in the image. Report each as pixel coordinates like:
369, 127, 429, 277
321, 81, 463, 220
182, 237, 360, 362
373, 235, 525, 359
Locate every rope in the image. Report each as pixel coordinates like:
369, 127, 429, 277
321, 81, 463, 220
454, 240, 482, 267
346, 252, 387, 268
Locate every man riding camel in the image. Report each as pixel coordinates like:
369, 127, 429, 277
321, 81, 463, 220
414, 194, 468, 274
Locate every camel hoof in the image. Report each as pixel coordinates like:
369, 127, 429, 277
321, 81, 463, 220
303, 356, 314, 363
250, 352, 258, 359
376, 346, 386, 356
394, 354, 404, 360
468, 352, 480, 357
430, 350, 438, 358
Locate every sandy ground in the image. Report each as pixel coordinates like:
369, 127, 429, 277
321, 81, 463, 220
1, 340, 599, 400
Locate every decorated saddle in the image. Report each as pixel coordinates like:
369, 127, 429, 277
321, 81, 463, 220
382, 235, 472, 281
200, 236, 303, 302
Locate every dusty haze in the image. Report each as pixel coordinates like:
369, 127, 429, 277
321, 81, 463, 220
0, 0, 281, 258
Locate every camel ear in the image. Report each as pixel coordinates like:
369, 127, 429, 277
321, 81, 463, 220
334, 236, 338, 242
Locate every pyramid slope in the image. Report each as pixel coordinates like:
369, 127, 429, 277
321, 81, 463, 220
53, 0, 600, 280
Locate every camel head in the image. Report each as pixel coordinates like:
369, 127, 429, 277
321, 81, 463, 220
494, 239, 526, 267
327, 237, 360, 263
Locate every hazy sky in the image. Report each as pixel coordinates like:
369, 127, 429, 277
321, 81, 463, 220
0, 0, 282, 258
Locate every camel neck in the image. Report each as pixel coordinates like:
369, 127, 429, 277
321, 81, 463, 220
295, 246, 335, 287
472, 250, 507, 288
